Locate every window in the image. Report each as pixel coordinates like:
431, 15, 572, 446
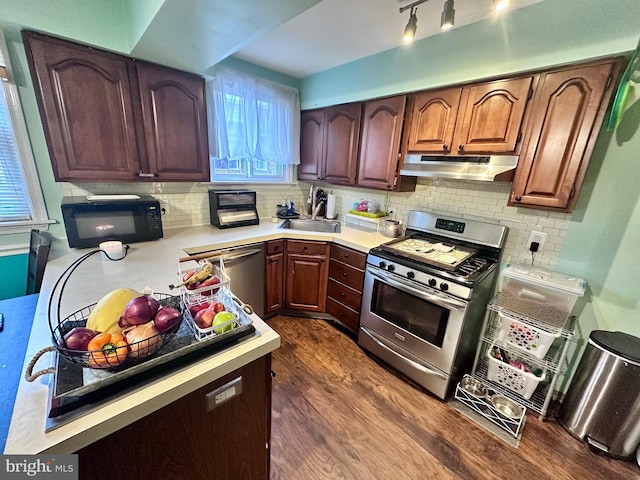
206, 67, 300, 183
0, 34, 49, 233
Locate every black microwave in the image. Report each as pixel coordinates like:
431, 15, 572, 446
61, 195, 163, 248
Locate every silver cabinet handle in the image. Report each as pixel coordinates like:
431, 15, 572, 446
360, 327, 447, 379
368, 268, 466, 310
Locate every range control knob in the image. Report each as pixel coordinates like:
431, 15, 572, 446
387, 264, 396, 272
407, 271, 415, 279
428, 278, 437, 287
440, 282, 449, 291
379, 261, 387, 269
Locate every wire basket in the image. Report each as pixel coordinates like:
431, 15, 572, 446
183, 286, 254, 341
52, 293, 183, 370
44, 249, 183, 372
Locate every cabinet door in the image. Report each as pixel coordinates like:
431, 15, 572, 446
285, 246, 329, 313
298, 109, 325, 181
454, 77, 532, 154
265, 252, 284, 313
23, 31, 142, 182
322, 103, 362, 185
77, 355, 272, 480
137, 62, 209, 181
406, 88, 462, 154
510, 62, 617, 211
357, 96, 406, 190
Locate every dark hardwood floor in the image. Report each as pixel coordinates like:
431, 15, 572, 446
268, 316, 640, 480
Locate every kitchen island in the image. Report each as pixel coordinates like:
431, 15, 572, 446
3, 222, 386, 476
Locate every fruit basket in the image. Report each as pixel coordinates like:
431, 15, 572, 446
175, 257, 231, 299
50, 292, 182, 370
26, 249, 185, 381
182, 287, 254, 341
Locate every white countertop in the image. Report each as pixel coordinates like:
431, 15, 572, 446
4, 221, 387, 454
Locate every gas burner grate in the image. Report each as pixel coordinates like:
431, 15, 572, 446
457, 257, 490, 277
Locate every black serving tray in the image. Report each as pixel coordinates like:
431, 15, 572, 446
46, 316, 256, 425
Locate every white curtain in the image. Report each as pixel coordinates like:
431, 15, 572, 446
207, 66, 300, 165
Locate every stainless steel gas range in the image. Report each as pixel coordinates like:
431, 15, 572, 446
358, 210, 507, 400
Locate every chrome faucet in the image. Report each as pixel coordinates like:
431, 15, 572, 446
311, 200, 324, 220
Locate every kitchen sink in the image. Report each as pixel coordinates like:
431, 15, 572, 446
280, 218, 341, 233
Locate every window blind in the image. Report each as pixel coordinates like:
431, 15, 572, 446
0, 82, 32, 222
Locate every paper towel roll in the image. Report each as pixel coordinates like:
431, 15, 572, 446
326, 194, 336, 219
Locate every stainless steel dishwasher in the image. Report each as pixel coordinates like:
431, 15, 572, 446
190, 243, 265, 317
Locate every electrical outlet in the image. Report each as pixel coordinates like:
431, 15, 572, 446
527, 230, 548, 252
159, 200, 170, 216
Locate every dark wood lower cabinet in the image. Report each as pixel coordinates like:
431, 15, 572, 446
284, 240, 329, 313
265, 240, 285, 314
77, 354, 272, 480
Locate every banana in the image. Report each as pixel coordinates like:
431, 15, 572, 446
171, 259, 214, 289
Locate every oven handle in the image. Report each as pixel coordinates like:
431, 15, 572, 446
368, 269, 467, 310
360, 327, 448, 380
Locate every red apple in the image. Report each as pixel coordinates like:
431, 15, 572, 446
197, 275, 221, 295
189, 302, 210, 317
194, 308, 216, 329
182, 270, 195, 282
210, 301, 225, 314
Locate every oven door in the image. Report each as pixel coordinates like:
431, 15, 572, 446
359, 264, 468, 375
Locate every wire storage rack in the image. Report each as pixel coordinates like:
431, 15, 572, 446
471, 293, 576, 419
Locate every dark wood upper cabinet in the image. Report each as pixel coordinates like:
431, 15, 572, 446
357, 96, 407, 190
298, 109, 325, 182
23, 32, 141, 182
22, 31, 209, 182
298, 103, 361, 186
455, 77, 533, 154
406, 88, 462, 154
406, 77, 533, 156
136, 62, 208, 181
322, 104, 362, 185
510, 59, 622, 212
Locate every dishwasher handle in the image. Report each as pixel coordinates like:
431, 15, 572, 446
179, 246, 262, 263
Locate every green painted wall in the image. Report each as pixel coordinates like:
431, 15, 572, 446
0, 254, 27, 300
0, 0, 129, 53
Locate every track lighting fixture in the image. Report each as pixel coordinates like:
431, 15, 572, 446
403, 6, 418, 43
494, 0, 511, 12
440, 0, 455, 30
399, 0, 429, 44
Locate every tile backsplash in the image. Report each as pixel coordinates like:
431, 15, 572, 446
63, 178, 570, 268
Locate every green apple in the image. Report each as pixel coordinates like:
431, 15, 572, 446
212, 311, 236, 334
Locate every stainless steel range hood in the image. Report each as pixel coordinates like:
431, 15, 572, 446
400, 154, 518, 182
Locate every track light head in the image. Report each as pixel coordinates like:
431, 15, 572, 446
403, 7, 418, 43
494, 0, 510, 12
440, 0, 455, 30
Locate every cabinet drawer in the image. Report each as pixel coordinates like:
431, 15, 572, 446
330, 244, 366, 270
266, 239, 284, 255
327, 278, 362, 312
286, 240, 327, 255
329, 259, 365, 291
326, 297, 359, 333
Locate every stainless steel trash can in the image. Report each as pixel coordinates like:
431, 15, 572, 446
558, 330, 640, 459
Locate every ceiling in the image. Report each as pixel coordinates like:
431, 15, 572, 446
233, 0, 546, 78
0, 0, 546, 80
